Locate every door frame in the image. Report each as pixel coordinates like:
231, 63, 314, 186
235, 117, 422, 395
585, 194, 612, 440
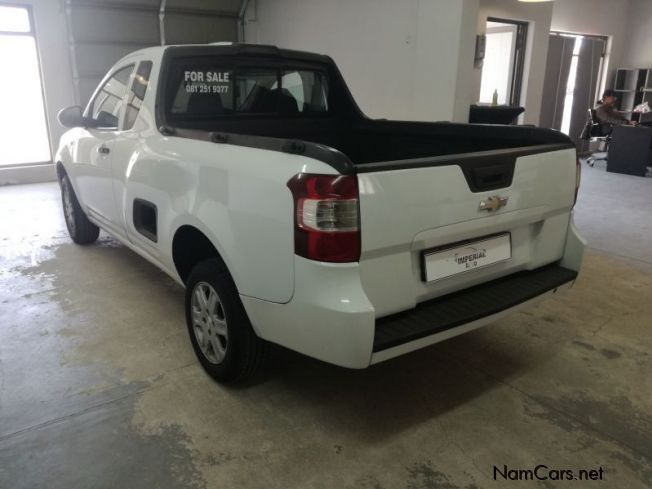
549, 30, 608, 102
486, 17, 529, 108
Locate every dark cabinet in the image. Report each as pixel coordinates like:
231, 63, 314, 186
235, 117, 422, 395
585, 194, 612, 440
607, 125, 652, 177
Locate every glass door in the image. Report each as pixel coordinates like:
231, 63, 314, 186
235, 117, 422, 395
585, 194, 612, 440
0, 5, 51, 166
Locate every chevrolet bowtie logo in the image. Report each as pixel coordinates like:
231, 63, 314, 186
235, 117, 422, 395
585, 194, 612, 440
479, 195, 509, 212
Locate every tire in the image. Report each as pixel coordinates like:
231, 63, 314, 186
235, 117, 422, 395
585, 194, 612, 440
185, 258, 266, 383
60, 175, 100, 245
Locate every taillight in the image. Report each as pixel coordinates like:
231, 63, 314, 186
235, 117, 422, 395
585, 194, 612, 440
573, 155, 581, 207
287, 173, 360, 263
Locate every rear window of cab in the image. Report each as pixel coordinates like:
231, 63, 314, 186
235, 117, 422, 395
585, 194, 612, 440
165, 60, 329, 119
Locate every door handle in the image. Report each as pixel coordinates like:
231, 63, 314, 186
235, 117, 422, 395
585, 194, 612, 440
98, 145, 110, 155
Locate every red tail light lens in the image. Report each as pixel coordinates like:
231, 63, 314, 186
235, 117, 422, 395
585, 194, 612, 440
287, 173, 360, 263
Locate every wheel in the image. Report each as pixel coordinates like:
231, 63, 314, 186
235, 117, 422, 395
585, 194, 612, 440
185, 258, 266, 383
60, 175, 100, 245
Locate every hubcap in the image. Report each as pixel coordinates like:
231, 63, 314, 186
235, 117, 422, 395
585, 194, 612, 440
62, 184, 76, 235
191, 282, 228, 364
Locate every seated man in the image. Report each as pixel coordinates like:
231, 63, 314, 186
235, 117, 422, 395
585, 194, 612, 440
595, 89, 636, 126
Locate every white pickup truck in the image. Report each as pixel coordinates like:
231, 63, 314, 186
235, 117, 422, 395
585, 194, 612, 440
56, 43, 585, 382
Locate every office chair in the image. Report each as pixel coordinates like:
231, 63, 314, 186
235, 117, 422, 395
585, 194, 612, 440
580, 109, 612, 167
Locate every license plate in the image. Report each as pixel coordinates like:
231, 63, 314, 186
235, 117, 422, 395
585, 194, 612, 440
421, 233, 512, 282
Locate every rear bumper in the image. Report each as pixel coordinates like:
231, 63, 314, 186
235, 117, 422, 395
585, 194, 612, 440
372, 264, 576, 351
370, 280, 574, 365
241, 217, 585, 369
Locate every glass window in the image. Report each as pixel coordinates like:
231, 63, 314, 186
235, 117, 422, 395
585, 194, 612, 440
124, 61, 153, 130
164, 61, 329, 119
0, 6, 31, 33
170, 66, 234, 116
235, 69, 280, 114
90, 65, 134, 129
0, 8, 50, 166
281, 70, 328, 113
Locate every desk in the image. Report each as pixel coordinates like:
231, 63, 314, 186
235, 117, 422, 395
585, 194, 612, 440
607, 125, 652, 177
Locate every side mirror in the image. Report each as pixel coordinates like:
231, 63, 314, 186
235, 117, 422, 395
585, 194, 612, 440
57, 105, 85, 128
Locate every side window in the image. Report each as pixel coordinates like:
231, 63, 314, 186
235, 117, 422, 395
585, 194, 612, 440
89, 65, 134, 129
124, 61, 153, 130
281, 70, 329, 113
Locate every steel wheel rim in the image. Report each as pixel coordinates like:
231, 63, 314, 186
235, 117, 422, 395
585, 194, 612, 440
191, 282, 228, 364
62, 184, 76, 235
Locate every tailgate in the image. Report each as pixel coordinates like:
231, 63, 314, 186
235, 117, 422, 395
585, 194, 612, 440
356, 145, 578, 318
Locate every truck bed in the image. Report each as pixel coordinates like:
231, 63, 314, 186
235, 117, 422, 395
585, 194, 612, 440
168, 116, 573, 173
159, 44, 573, 171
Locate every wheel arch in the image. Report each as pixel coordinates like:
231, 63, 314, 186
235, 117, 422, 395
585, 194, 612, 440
55, 160, 83, 200
171, 224, 229, 286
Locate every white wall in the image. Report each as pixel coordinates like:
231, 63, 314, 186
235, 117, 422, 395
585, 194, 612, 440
621, 0, 652, 68
453, 0, 481, 122
244, 0, 479, 122
473, 0, 554, 126
551, 0, 632, 92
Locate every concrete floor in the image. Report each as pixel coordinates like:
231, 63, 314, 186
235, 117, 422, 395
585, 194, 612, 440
0, 164, 651, 489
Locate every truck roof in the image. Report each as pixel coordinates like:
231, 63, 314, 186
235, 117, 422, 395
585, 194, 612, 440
116, 42, 331, 66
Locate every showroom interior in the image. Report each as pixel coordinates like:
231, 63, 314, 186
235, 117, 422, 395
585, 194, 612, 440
0, 0, 651, 487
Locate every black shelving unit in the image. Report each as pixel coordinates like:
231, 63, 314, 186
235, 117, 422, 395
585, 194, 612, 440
613, 68, 652, 112
642, 70, 652, 107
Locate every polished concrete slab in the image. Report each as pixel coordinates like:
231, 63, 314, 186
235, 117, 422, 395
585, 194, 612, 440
0, 165, 651, 488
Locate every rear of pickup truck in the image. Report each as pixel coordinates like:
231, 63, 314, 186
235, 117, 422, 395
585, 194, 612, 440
357, 144, 583, 361
241, 141, 584, 369
159, 44, 585, 370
